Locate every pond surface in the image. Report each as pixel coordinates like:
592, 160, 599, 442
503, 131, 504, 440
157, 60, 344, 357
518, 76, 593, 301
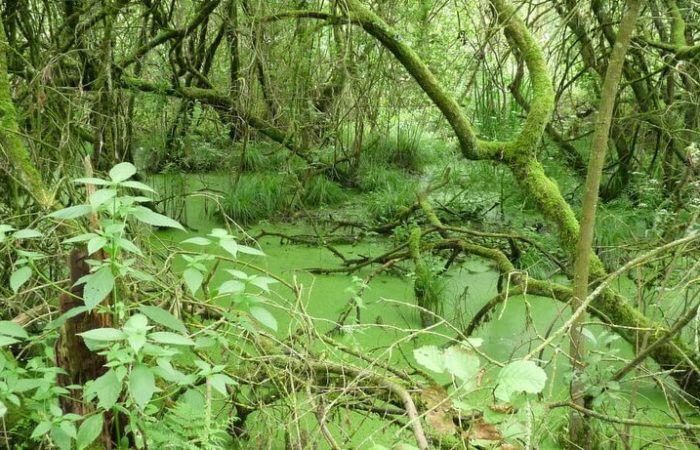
147, 172, 695, 449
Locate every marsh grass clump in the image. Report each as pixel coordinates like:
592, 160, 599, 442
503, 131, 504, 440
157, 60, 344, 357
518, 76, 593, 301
220, 173, 294, 224
238, 142, 288, 172
363, 125, 436, 173
302, 175, 346, 207
365, 180, 418, 223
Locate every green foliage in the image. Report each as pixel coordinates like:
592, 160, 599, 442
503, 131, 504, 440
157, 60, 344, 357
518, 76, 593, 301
302, 175, 346, 207
220, 173, 294, 224
361, 125, 437, 173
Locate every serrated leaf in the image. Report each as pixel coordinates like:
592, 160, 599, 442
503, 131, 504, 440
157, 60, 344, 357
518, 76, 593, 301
149, 332, 195, 346
138, 306, 187, 334
443, 346, 480, 383
83, 266, 114, 309
63, 233, 99, 244
10, 266, 32, 293
31, 421, 52, 439
0, 321, 28, 339
209, 373, 235, 396
87, 236, 108, 255
74, 177, 110, 185
0, 336, 20, 347
181, 237, 211, 246
12, 229, 42, 239
76, 414, 103, 450
219, 238, 238, 258
495, 360, 547, 402
48, 205, 93, 220
131, 206, 184, 230
237, 244, 265, 256
183, 268, 203, 295
249, 306, 277, 331
120, 180, 156, 193
79, 328, 125, 341
109, 162, 137, 182
219, 280, 245, 295
90, 189, 117, 209
91, 370, 121, 410
129, 364, 155, 409
413, 345, 445, 373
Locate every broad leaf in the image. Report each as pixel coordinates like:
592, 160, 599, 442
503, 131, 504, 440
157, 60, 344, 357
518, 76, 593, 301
48, 205, 93, 220
183, 268, 203, 295
413, 345, 445, 373
10, 266, 32, 293
109, 162, 137, 182
494, 360, 547, 402
209, 373, 236, 396
219, 280, 245, 295
0, 321, 28, 339
443, 346, 480, 383
83, 266, 114, 309
181, 237, 211, 246
76, 414, 103, 450
91, 369, 121, 410
79, 328, 125, 342
129, 364, 155, 409
89, 189, 117, 209
120, 180, 156, 193
250, 306, 277, 332
131, 206, 184, 230
149, 332, 195, 346
0, 336, 20, 347
12, 229, 42, 239
138, 306, 187, 334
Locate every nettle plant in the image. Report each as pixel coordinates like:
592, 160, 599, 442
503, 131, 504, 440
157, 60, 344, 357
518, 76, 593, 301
1, 162, 279, 449
413, 341, 548, 445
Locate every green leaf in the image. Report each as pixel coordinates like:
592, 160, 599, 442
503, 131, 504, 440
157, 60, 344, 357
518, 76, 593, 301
129, 364, 155, 409
87, 236, 108, 255
0, 401, 6, 418
79, 328, 125, 341
249, 306, 277, 332
10, 266, 32, 293
0, 321, 28, 339
443, 346, 480, 383
48, 205, 93, 220
249, 276, 277, 292
413, 345, 445, 373
0, 336, 20, 347
218, 280, 245, 295
495, 360, 547, 402
237, 244, 265, 256
209, 373, 235, 396
181, 237, 211, 246
131, 206, 184, 230
109, 162, 137, 182
74, 177, 110, 185
76, 414, 103, 450
12, 229, 42, 239
60, 421, 77, 439
120, 180, 156, 193
149, 332, 195, 346
52, 425, 72, 450
183, 268, 203, 295
46, 306, 90, 330
83, 266, 114, 309
31, 421, 52, 439
219, 238, 238, 258
89, 189, 117, 209
63, 233, 99, 244
138, 306, 187, 334
91, 369, 121, 410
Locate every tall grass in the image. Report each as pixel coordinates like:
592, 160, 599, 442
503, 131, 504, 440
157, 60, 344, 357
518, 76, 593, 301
220, 173, 294, 224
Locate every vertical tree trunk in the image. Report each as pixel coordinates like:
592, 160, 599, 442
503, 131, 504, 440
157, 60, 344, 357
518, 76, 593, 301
569, 1, 641, 447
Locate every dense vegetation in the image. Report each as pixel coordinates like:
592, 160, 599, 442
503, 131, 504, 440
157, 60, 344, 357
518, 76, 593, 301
0, 0, 699, 449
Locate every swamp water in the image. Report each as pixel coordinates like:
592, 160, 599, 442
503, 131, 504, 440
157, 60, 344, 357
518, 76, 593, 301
147, 172, 694, 449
